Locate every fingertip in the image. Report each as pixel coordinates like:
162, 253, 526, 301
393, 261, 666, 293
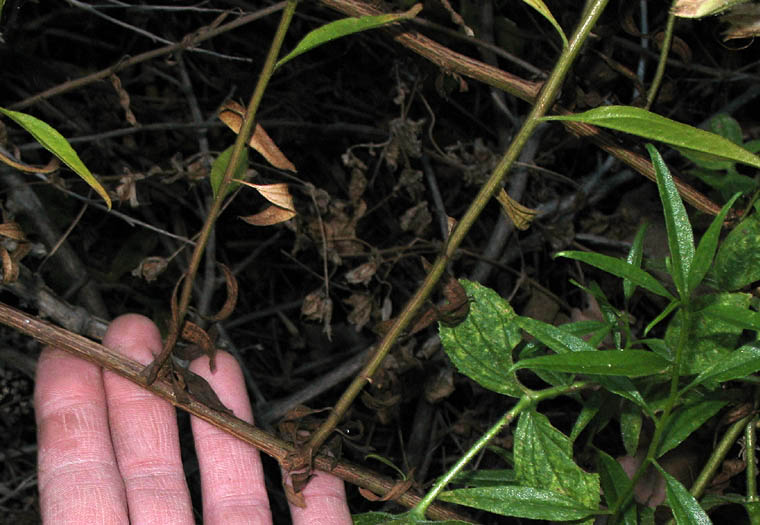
103, 314, 163, 365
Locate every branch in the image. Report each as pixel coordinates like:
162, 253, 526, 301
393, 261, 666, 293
0, 300, 468, 521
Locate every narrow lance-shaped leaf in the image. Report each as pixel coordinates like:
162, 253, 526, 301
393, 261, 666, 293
511, 350, 670, 378
654, 462, 712, 524
275, 4, 423, 69
624, 222, 648, 302
557, 251, 674, 300
647, 144, 694, 299
520, 0, 568, 48
688, 192, 740, 293
686, 343, 760, 391
541, 106, 760, 169
0, 107, 111, 209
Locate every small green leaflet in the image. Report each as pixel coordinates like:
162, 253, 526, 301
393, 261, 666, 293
0, 107, 111, 209
541, 106, 760, 169
275, 4, 423, 70
210, 146, 248, 199
521, 0, 568, 48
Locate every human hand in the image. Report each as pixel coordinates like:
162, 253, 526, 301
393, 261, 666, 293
35, 314, 352, 524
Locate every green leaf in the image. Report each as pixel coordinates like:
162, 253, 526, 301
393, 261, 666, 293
557, 251, 674, 300
647, 145, 695, 299
569, 392, 601, 442
597, 449, 637, 525
0, 107, 111, 209
666, 293, 750, 374
713, 212, 760, 291
520, 0, 568, 48
541, 106, 760, 169
710, 113, 744, 145
624, 222, 648, 302
654, 463, 711, 524
597, 376, 650, 414
515, 410, 600, 510
210, 145, 248, 199
687, 343, 760, 390
351, 511, 468, 524
700, 299, 760, 331
276, 4, 423, 69
450, 469, 515, 487
513, 349, 669, 377
439, 486, 598, 521
644, 300, 680, 336
438, 279, 523, 396
517, 316, 599, 354
688, 193, 741, 293
657, 399, 727, 457
620, 401, 643, 456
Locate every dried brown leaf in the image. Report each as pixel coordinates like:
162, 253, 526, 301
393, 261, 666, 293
110, 73, 138, 126
0, 149, 60, 173
131, 256, 168, 282
287, 473, 311, 505
207, 263, 238, 322
344, 260, 377, 285
1, 247, 15, 283
399, 201, 431, 235
425, 367, 455, 403
496, 188, 537, 230
237, 181, 296, 211
173, 365, 231, 414
182, 321, 217, 372
218, 100, 296, 171
240, 205, 297, 226
0, 222, 27, 241
721, 5, 760, 40
345, 293, 372, 331
359, 479, 414, 502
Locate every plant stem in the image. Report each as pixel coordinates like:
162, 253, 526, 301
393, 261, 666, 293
411, 382, 592, 517
690, 413, 751, 500
144, 0, 299, 383
645, 6, 675, 110
611, 308, 691, 522
746, 409, 759, 501
302, 0, 610, 469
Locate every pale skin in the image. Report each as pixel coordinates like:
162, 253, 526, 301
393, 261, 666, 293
35, 314, 352, 524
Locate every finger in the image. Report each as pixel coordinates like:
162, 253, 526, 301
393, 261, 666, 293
35, 347, 128, 523
288, 469, 352, 525
102, 314, 193, 524
189, 351, 272, 525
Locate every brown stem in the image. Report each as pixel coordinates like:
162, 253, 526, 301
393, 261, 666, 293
0, 302, 469, 522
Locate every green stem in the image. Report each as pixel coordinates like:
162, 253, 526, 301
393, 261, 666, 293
303, 0, 610, 469
611, 309, 691, 522
691, 413, 751, 500
144, 0, 299, 382
746, 410, 759, 501
645, 6, 675, 110
411, 382, 592, 517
